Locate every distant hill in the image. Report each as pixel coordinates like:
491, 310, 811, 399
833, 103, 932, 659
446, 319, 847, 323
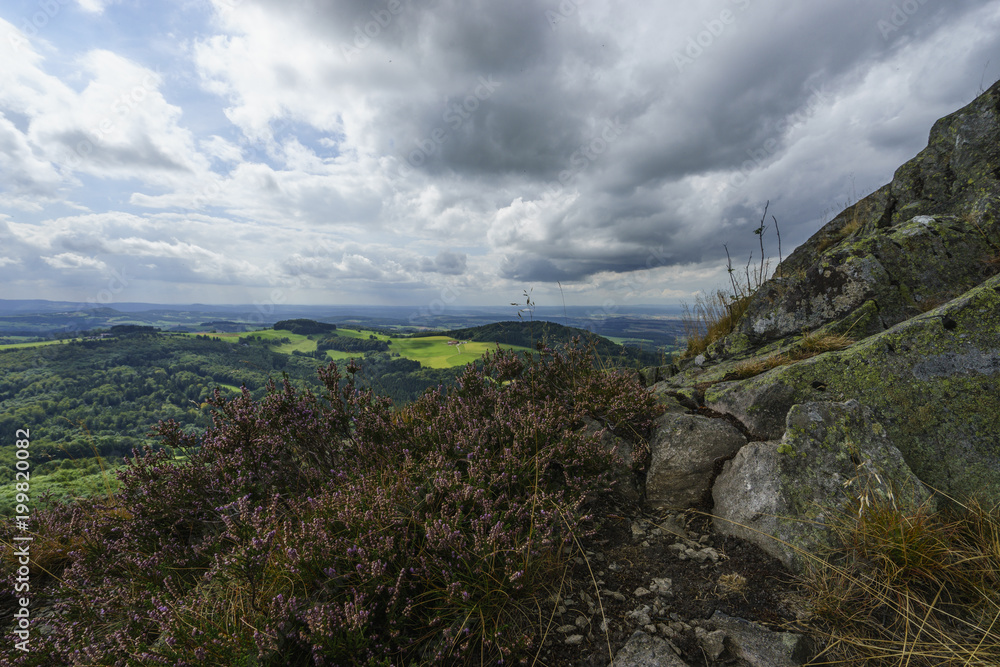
274, 319, 338, 336
423, 320, 664, 366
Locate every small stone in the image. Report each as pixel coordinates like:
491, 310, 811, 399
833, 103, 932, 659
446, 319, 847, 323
556, 624, 577, 633
627, 605, 652, 626
634, 586, 651, 597
650, 577, 673, 595
601, 589, 626, 602
575, 615, 589, 629
564, 634, 584, 646
701, 629, 727, 661
644, 623, 657, 634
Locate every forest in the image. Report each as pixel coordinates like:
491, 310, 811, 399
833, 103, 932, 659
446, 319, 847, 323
0, 332, 463, 509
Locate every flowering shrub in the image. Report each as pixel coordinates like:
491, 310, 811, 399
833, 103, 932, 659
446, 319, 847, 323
2, 343, 661, 666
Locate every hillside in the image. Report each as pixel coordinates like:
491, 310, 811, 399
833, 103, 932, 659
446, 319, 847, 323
426, 319, 665, 366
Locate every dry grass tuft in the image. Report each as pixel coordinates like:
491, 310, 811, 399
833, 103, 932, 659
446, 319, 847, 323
798, 331, 854, 355
681, 290, 751, 359
801, 490, 1000, 666
730, 354, 790, 379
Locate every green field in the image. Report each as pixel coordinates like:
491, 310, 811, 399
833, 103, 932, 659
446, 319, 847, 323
0, 328, 531, 370
390, 336, 530, 369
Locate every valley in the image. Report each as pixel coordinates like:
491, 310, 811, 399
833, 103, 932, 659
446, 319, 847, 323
0, 307, 681, 515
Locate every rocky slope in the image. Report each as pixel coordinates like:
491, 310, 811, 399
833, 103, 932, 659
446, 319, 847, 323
544, 81, 1000, 666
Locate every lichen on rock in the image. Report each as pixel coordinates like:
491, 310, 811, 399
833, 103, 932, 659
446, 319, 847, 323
706, 273, 1000, 501
712, 400, 932, 572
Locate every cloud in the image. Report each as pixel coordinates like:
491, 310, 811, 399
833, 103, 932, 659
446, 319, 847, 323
76, 0, 114, 14
2, 0, 1000, 306
42, 252, 109, 272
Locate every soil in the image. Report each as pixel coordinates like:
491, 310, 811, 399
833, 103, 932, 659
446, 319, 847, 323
527, 503, 807, 666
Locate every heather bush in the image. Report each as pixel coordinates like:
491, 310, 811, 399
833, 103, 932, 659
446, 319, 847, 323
2, 342, 661, 666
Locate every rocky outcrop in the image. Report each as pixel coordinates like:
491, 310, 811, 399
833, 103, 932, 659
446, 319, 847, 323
611, 81, 1000, 666
721, 79, 1000, 354
706, 274, 1000, 501
712, 400, 932, 571
646, 412, 746, 509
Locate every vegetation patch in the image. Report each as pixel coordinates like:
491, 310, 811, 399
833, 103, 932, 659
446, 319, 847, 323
1, 344, 662, 665
391, 336, 531, 369
800, 491, 1000, 666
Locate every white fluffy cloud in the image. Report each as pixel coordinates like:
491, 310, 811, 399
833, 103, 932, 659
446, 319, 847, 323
1, 0, 999, 307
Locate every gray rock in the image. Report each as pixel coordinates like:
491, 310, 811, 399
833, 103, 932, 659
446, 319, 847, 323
695, 626, 727, 661
647, 412, 747, 508
609, 631, 691, 667
706, 273, 1000, 501
710, 611, 813, 666
712, 400, 932, 572
730, 80, 1000, 349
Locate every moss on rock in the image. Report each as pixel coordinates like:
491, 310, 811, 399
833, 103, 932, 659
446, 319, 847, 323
706, 274, 1000, 501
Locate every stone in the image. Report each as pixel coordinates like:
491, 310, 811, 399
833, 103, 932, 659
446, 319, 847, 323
696, 626, 727, 661
649, 577, 672, 595
707, 274, 1000, 501
646, 412, 747, 508
712, 400, 932, 572
710, 611, 814, 666
609, 631, 691, 667
731, 80, 1000, 348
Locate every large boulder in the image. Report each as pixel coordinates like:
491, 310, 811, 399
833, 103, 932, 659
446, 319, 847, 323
706, 273, 1000, 501
646, 412, 746, 509
713, 400, 932, 572
722, 79, 1000, 353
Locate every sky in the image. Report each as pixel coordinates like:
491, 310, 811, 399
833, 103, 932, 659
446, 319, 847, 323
0, 0, 998, 314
